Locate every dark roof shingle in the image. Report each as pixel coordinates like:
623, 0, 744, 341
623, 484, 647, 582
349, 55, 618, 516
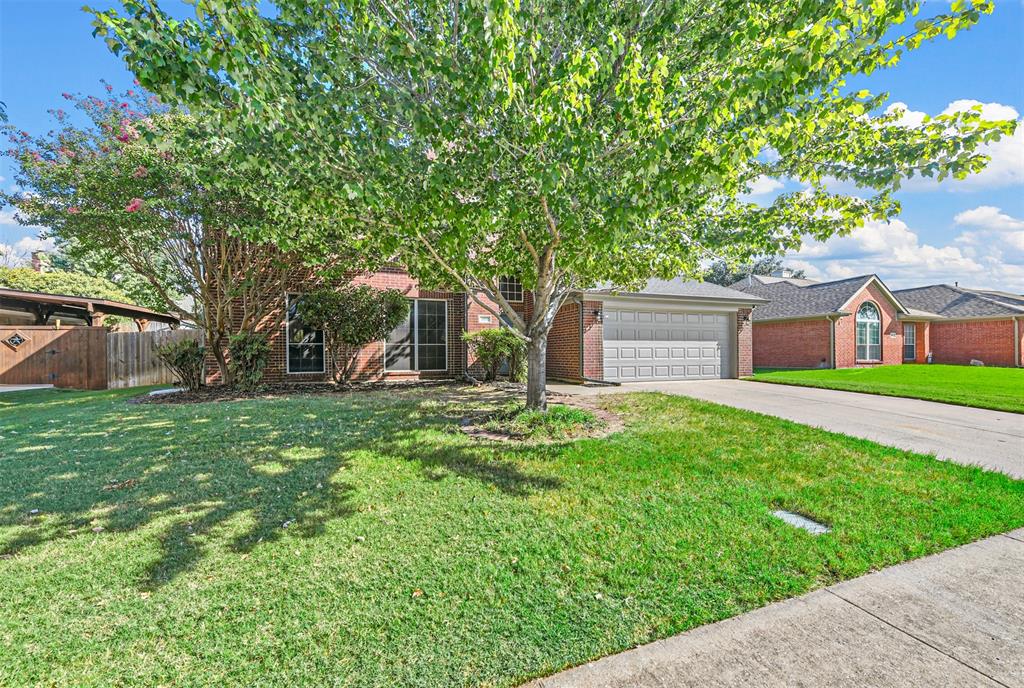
893, 285, 1024, 319
729, 274, 885, 321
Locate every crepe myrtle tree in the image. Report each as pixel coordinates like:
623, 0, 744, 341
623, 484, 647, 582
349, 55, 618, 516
92, 0, 1015, 409
1, 87, 334, 384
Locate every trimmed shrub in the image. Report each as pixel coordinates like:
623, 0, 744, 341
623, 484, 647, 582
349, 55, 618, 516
227, 331, 270, 392
299, 284, 409, 382
463, 328, 527, 382
155, 338, 205, 391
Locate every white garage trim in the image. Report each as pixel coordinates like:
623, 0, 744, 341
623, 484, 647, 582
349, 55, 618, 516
601, 302, 737, 382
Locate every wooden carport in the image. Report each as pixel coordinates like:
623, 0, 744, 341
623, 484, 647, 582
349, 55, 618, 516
0, 287, 179, 331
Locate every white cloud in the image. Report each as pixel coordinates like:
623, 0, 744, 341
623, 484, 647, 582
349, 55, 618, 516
954, 205, 1024, 256
790, 213, 1024, 292
0, 210, 52, 267
0, 235, 55, 267
942, 99, 1019, 121
746, 175, 784, 196
13, 235, 54, 253
954, 205, 1024, 232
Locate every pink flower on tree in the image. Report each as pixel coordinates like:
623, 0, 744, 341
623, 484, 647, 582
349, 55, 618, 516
125, 198, 144, 213
68, 206, 80, 215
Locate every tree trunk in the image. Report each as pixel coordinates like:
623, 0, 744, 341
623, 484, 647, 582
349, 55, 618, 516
525, 331, 548, 411
211, 333, 232, 386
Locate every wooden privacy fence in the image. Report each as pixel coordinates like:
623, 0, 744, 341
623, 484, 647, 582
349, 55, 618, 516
0, 325, 202, 390
1, 326, 108, 389
106, 329, 203, 389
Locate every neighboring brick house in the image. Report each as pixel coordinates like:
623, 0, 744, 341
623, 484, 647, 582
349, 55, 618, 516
211, 269, 765, 384
731, 274, 1024, 369
730, 274, 909, 369
894, 285, 1024, 368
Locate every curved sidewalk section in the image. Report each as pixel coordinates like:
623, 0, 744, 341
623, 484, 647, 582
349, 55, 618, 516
527, 530, 1024, 688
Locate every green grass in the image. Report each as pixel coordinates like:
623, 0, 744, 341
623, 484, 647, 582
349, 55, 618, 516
1, 386, 1022, 687
480, 403, 601, 440
752, 364, 1024, 413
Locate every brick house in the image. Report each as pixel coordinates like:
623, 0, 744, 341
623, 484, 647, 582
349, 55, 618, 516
215, 268, 765, 384
731, 274, 1024, 369
894, 285, 1024, 368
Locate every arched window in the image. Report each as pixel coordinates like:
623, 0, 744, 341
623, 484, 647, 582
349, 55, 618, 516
856, 302, 881, 361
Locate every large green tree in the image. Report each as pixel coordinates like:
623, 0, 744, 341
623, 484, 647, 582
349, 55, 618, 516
0, 267, 135, 325
704, 256, 806, 287
92, 0, 1015, 408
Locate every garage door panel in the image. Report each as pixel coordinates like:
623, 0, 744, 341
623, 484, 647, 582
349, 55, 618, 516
603, 306, 732, 382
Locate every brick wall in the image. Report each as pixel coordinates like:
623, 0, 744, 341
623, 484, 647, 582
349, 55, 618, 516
206, 267, 470, 384
833, 281, 902, 368
540, 299, 603, 381
736, 308, 753, 376
929, 319, 1018, 367
581, 301, 604, 379
911, 321, 930, 363
203, 266, 579, 384
546, 301, 581, 380
752, 318, 832, 369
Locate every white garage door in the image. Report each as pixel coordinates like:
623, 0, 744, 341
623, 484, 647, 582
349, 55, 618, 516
603, 307, 732, 382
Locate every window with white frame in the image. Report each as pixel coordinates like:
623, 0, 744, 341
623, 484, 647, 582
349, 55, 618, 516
903, 322, 916, 360
385, 299, 447, 371
286, 294, 325, 373
856, 302, 882, 361
498, 276, 523, 303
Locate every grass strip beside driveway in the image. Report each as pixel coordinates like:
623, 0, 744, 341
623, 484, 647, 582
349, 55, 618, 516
1, 386, 1022, 687
752, 364, 1024, 414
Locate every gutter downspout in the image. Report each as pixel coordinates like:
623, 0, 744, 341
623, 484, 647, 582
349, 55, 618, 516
828, 314, 839, 369
1015, 316, 1021, 368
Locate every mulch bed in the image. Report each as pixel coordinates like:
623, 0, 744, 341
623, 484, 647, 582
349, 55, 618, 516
130, 379, 623, 443
458, 393, 624, 444
129, 379, 473, 405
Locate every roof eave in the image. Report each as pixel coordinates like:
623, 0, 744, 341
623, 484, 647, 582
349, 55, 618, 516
579, 289, 768, 306
836, 275, 910, 315
752, 312, 846, 323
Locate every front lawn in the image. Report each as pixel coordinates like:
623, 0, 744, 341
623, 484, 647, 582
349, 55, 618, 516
752, 364, 1024, 414
1, 386, 1022, 687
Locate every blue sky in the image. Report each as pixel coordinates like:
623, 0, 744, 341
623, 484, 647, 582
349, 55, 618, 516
1, 0, 1022, 289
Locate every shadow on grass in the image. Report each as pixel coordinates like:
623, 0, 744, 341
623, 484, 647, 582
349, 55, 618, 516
0, 386, 562, 588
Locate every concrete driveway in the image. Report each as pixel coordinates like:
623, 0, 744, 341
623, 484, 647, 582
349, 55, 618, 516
549, 380, 1024, 478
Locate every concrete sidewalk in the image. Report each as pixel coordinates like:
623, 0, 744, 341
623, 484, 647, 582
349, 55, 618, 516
0, 384, 53, 394
548, 380, 1024, 478
528, 530, 1024, 688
